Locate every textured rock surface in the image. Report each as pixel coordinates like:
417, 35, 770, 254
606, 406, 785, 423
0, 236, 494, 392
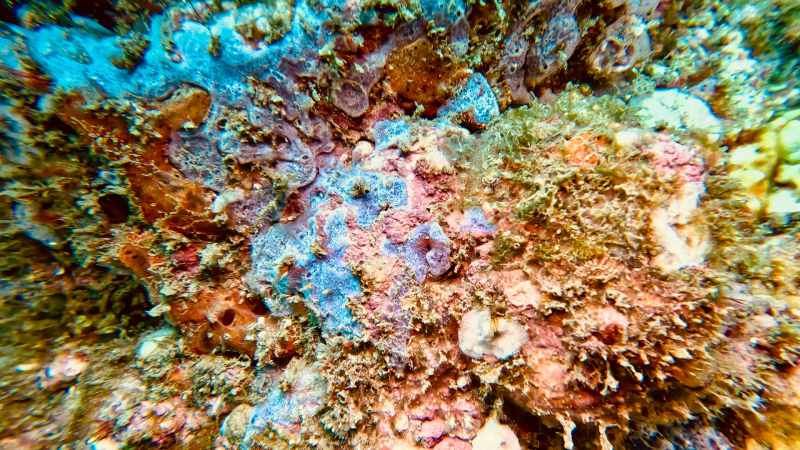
0, 0, 799, 449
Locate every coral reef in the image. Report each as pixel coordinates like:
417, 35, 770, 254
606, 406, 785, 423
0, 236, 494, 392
729, 109, 800, 219
1, 0, 799, 449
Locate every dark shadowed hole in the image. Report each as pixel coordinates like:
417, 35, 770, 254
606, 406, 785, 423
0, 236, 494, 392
98, 193, 130, 224
69, 0, 118, 30
248, 299, 269, 316
416, 237, 433, 252
192, 323, 215, 353
0, 1, 19, 24
219, 309, 236, 326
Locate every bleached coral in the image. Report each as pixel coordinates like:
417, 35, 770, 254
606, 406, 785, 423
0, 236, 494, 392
729, 109, 800, 219
471, 417, 521, 450
634, 89, 723, 142
458, 309, 528, 360
650, 182, 710, 272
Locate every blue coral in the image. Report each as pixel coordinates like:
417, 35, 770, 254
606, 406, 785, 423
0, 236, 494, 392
438, 72, 499, 127
314, 167, 408, 228
12, 0, 475, 104
420, 0, 468, 28
13, 1, 342, 100
0, 34, 21, 70
242, 362, 327, 448
373, 119, 413, 151
249, 208, 362, 338
384, 221, 452, 283
460, 207, 497, 235
249, 167, 407, 338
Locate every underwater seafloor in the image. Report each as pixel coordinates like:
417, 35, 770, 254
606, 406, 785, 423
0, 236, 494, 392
1, 0, 800, 448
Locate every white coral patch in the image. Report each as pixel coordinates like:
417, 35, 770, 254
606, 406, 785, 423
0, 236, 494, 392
650, 182, 710, 272
635, 89, 723, 141
458, 309, 528, 360
472, 417, 521, 450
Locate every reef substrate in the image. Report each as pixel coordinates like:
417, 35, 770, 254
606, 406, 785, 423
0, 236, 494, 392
1, 0, 799, 449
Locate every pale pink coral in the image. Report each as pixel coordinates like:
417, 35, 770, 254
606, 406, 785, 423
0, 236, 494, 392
37, 352, 88, 391
645, 137, 705, 182
471, 418, 521, 450
458, 309, 529, 360
434, 437, 472, 450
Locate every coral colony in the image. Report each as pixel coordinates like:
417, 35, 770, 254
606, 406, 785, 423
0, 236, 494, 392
2, 0, 800, 448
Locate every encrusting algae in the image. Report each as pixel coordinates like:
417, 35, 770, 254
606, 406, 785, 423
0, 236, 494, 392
0, 0, 799, 449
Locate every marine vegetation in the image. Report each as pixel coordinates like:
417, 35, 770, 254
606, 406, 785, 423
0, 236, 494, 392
0, 0, 799, 449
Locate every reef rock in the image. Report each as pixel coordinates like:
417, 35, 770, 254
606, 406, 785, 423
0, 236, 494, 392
1, 0, 800, 448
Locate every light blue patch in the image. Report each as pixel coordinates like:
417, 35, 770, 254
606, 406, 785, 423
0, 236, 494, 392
249, 164, 407, 337
249, 207, 363, 338
0, 34, 21, 70
315, 167, 408, 228
461, 207, 497, 234
17, 0, 472, 105
323, 208, 350, 258
242, 363, 326, 447
420, 0, 468, 27
438, 72, 499, 126
373, 119, 413, 151
12, 202, 60, 248
250, 220, 318, 282
306, 257, 362, 337
249, 387, 299, 429
22, 25, 129, 95
16, 0, 341, 101
383, 222, 451, 283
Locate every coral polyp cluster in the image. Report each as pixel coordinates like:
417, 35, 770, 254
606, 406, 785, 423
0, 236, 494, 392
1, 0, 799, 448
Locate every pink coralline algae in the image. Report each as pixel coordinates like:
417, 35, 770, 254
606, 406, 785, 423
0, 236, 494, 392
96, 385, 209, 447
644, 137, 706, 183
1, 0, 800, 449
